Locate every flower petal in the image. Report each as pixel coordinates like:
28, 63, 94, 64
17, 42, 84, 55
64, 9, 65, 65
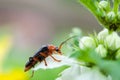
79, 36, 96, 50
105, 32, 120, 50
56, 64, 81, 80
76, 67, 111, 80
56, 65, 112, 80
97, 28, 109, 42
95, 44, 107, 57
33, 54, 77, 71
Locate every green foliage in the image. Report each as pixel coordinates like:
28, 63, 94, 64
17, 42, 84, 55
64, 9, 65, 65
70, 44, 120, 80
30, 66, 68, 80
79, 0, 120, 31
63, 25, 120, 80
3, 1, 120, 80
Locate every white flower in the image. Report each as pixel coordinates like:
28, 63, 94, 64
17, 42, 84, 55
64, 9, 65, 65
98, 1, 109, 11
70, 27, 82, 36
33, 54, 77, 71
106, 11, 116, 22
79, 36, 96, 50
56, 65, 112, 80
56, 64, 81, 80
56, 78, 62, 80
105, 32, 120, 50
97, 28, 109, 42
98, 30, 120, 50
75, 67, 112, 80
95, 44, 107, 58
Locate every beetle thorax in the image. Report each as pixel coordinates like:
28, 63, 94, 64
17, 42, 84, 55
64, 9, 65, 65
48, 45, 56, 51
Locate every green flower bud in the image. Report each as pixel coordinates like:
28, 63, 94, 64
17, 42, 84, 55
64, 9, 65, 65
97, 28, 109, 42
106, 11, 116, 22
98, 1, 110, 11
105, 32, 120, 50
79, 36, 96, 50
70, 27, 82, 37
116, 49, 120, 59
95, 44, 107, 58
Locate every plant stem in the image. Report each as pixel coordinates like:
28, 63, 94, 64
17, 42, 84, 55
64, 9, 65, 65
113, 0, 119, 14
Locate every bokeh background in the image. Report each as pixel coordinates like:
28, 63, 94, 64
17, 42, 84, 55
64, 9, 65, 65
0, 0, 101, 80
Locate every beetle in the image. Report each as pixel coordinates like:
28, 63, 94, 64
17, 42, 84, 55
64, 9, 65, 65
24, 36, 76, 77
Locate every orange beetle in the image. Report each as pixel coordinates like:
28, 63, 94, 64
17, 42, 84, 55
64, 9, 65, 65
24, 36, 76, 77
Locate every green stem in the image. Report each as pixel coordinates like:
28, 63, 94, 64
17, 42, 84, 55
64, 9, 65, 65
113, 0, 119, 14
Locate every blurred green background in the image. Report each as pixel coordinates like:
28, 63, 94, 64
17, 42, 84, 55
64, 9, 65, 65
0, 0, 101, 80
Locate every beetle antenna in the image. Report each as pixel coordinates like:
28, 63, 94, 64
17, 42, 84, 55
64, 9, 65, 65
58, 35, 77, 50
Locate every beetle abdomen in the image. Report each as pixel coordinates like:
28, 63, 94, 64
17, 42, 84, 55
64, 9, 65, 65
38, 54, 46, 61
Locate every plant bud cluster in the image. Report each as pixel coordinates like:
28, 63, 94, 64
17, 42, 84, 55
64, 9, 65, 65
79, 28, 120, 59
97, 1, 120, 31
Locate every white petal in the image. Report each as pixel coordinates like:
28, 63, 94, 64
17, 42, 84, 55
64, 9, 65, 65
98, 1, 109, 9
106, 11, 116, 22
33, 54, 77, 71
59, 64, 81, 80
95, 44, 107, 57
79, 36, 96, 50
105, 32, 120, 50
75, 67, 110, 80
97, 28, 109, 42
56, 65, 112, 80
56, 77, 62, 80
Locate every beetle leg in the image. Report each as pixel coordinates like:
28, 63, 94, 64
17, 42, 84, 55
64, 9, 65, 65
50, 55, 61, 62
30, 70, 34, 78
43, 59, 47, 66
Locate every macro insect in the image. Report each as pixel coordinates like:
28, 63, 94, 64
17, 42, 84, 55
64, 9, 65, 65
24, 36, 76, 77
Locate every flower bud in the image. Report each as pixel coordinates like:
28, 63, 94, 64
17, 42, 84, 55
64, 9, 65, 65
98, 1, 110, 11
106, 11, 116, 22
72, 27, 82, 35
95, 44, 107, 58
79, 36, 96, 50
105, 32, 120, 50
70, 27, 82, 37
97, 28, 109, 42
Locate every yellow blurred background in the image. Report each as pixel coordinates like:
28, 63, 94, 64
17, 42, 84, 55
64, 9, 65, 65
0, 0, 101, 80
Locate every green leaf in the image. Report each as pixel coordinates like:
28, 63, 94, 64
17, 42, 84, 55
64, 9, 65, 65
70, 43, 120, 80
78, 0, 120, 31
97, 60, 120, 80
79, 0, 99, 16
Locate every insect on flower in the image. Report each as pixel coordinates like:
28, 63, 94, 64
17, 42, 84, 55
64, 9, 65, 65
24, 36, 76, 77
